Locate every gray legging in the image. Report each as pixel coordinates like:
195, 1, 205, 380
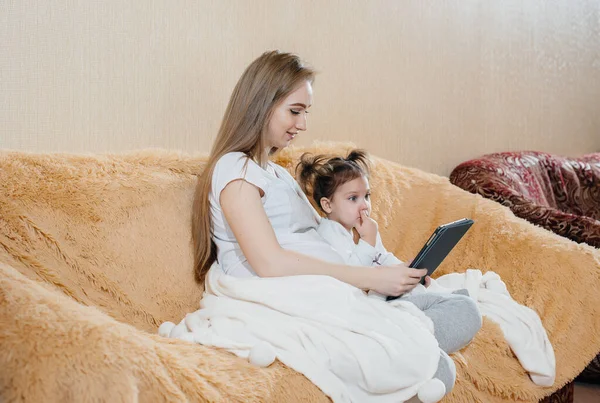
402, 290, 482, 393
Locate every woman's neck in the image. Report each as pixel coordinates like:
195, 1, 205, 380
251, 148, 273, 169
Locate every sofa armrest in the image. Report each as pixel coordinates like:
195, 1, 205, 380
0, 262, 329, 403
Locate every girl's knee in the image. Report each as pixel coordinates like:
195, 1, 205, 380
461, 296, 482, 332
453, 295, 482, 346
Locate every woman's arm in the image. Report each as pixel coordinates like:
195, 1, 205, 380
220, 179, 426, 295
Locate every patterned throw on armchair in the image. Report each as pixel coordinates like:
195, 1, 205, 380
449, 150, 600, 385
450, 151, 600, 248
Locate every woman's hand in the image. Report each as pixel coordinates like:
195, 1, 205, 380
356, 210, 378, 247
424, 275, 432, 287
368, 263, 428, 296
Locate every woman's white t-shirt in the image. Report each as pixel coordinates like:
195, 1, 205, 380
209, 152, 344, 277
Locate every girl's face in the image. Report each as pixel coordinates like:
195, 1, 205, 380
322, 175, 371, 232
265, 80, 312, 150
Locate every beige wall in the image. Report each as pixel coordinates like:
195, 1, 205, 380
1, 1, 599, 175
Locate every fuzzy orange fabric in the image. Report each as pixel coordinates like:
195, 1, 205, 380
1, 143, 599, 402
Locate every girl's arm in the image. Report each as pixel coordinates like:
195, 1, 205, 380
220, 179, 426, 295
356, 212, 405, 266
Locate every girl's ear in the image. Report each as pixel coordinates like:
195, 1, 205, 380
320, 197, 333, 214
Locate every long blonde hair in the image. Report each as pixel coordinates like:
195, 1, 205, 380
192, 50, 316, 284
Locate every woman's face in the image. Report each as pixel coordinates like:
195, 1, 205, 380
266, 80, 313, 150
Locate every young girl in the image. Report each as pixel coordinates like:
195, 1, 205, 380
296, 149, 481, 388
296, 149, 449, 296
297, 149, 420, 290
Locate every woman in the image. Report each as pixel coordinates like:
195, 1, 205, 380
191, 50, 481, 399
192, 50, 425, 295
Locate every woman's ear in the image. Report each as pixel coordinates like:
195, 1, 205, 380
320, 197, 333, 214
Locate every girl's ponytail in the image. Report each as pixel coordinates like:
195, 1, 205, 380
296, 153, 329, 195
345, 149, 371, 177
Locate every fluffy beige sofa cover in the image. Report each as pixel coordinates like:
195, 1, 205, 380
1, 143, 599, 402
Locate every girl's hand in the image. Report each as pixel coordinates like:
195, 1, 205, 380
369, 264, 428, 296
356, 210, 378, 247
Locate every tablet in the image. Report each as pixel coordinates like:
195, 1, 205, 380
387, 218, 474, 301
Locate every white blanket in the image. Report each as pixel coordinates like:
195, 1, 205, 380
161, 265, 442, 403
160, 267, 555, 402
431, 269, 556, 387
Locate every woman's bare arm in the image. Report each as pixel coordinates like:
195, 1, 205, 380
220, 179, 426, 295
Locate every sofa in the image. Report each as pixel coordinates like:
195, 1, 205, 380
449, 150, 600, 390
2, 144, 600, 402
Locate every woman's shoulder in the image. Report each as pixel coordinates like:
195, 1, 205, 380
213, 152, 264, 176
212, 152, 270, 196
215, 152, 252, 168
